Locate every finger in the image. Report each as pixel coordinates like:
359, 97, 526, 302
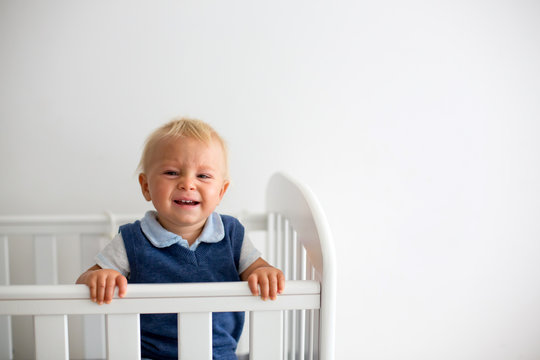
259, 275, 270, 301
248, 274, 259, 296
277, 272, 285, 294
269, 274, 278, 300
117, 276, 128, 298
88, 279, 97, 303
104, 276, 116, 304
96, 275, 107, 305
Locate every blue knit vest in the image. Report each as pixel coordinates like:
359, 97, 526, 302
121, 214, 245, 360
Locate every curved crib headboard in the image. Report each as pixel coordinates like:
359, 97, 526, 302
266, 172, 336, 360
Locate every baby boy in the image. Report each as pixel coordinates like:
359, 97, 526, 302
77, 118, 284, 360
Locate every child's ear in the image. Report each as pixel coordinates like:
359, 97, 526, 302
139, 173, 152, 201
219, 180, 230, 201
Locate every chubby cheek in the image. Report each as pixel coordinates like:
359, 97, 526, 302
140, 174, 169, 203
147, 181, 171, 204
209, 186, 227, 205
151, 185, 169, 201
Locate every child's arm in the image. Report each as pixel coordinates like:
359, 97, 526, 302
240, 258, 285, 301
76, 265, 127, 305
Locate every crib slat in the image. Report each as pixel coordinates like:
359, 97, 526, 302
300, 242, 307, 281
290, 229, 298, 359
178, 312, 212, 360
276, 214, 283, 270
34, 235, 62, 359
250, 311, 282, 360
34, 235, 58, 285
83, 315, 106, 359
307, 308, 314, 360
266, 213, 276, 265
312, 309, 320, 360
0, 236, 8, 285
106, 314, 140, 359
297, 309, 306, 359
0, 235, 13, 360
283, 219, 290, 279
0, 315, 12, 360
283, 310, 290, 360
34, 315, 69, 360
298, 241, 307, 358
81, 234, 107, 360
34, 234, 60, 359
306, 258, 315, 360
282, 219, 290, 359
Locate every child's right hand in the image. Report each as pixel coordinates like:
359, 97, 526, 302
76, 265, 127, 305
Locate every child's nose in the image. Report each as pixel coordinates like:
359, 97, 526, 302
178, 176, 196, 190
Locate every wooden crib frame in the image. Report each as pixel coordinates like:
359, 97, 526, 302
0, 173, 336, 360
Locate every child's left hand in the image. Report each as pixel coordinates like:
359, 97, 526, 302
241, 258, 285, 301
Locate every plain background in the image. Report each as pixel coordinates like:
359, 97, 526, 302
2, 1, 540, 359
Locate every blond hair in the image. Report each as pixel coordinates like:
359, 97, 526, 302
138, 117, 229, 179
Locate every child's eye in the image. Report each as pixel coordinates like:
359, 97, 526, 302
164, 171, 178, 176
198, 174, 211, 179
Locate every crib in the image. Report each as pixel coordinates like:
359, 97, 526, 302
0, 172, 336, 360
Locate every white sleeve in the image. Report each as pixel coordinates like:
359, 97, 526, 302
238, 233, 262, 274
94, 233, 131, 278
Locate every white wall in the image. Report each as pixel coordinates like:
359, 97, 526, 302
2, 1, 540, 359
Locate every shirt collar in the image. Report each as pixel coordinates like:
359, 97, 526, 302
140, 210, 224, 250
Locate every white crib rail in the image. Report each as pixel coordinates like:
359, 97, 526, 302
0, 281, 320, 360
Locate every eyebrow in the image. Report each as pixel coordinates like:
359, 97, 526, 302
196, 166, 220, 174
157, 162, 220, 172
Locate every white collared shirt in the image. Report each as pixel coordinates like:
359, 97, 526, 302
96, 211, 261, 277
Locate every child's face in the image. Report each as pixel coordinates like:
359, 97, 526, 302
138, 136, 229, 238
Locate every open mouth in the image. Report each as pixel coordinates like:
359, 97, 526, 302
174, 200, 200, 206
